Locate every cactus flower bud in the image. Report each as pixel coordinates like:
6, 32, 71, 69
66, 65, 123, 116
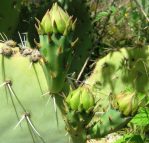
66, 87, 95, 113
40, 11, 53, 34
51, 3, 71, 34
80, 87, 95, 112
66, 88, 81, 110
114, 92, 138, 116
37, 3, 74, 34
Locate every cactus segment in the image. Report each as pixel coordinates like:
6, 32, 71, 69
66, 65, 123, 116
64, 86, 95, 143
88, 108, 131, 138
36, 3, 76, 93
86, 46, 149, 112
0, 42, 67, 143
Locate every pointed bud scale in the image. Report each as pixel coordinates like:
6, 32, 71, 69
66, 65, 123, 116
41, 10, 53, 34
80, 87, 95, 112
51, 3, 70, 34
66, 88, 81, 110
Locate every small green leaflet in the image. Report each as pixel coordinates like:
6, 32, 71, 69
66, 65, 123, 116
93, 11, 109, 23
131, 107, 149, 126
114, 134, 144, 143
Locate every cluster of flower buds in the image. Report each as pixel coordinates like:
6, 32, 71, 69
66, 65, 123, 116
66, 87, 95, 113
36, 3, 76, 35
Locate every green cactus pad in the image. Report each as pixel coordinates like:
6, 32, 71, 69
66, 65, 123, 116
89, 108, 131, 138
0, 42, 67, 143
86, 46, 149, 111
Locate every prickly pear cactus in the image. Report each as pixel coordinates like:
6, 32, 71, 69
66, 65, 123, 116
0, 2, 148, 143
0, 0, 21, 37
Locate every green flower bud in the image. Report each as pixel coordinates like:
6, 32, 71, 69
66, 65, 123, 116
114, 92, 138, 116
51, 3, 71, 34
37, 2, 75, 34
66, 88, 81, 110
80, 87, 95, 112
66, 87, 95, 113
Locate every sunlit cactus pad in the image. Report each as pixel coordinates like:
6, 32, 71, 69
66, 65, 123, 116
0, 41, 67, 143
86, 46, 149, 111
